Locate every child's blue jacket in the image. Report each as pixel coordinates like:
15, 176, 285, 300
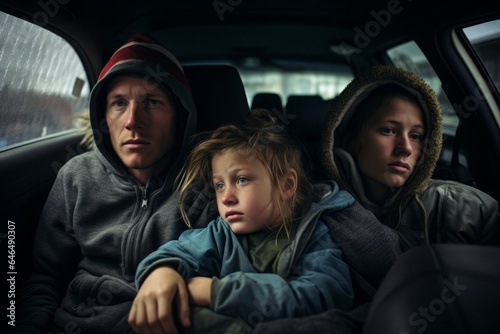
136, 181, 354, 322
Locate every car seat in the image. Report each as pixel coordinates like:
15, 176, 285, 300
363, 244, 500, 334
251, 92, 284, 114
285, 95, 331, 180
184, 65, 250, 132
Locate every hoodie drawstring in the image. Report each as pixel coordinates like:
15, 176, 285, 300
414, 194, 429, 244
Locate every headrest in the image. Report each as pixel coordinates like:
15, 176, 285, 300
251, 92, 284, 113
364, 244, 500, 334
183, 65, 250, 132
285, 95, 331, 140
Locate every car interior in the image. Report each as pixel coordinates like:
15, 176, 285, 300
1, 0, 499, 332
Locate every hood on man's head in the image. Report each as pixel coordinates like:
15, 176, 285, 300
87, 33, 197, 162
321, 64, 443, 198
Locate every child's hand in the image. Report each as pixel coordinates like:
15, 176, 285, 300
128, 266, 191, 334
186, 277, 213, 307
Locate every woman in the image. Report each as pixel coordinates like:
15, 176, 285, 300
321, 64, 498, 250
251, 65, 498, 334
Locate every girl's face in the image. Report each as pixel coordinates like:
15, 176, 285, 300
211, 148, 280, 234
353, 97, 425, 204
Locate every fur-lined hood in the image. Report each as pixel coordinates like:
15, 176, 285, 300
321, 65, 443, 226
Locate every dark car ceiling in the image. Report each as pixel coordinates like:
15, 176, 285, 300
1, 0, 499, 79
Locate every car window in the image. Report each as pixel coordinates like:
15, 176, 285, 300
238, 61, 354, 106
386, 41, 459, 136
462, 19, 500, 99
0, 11, 89, 151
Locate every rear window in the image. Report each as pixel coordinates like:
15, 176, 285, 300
238, 62, 354, 109
0, 11, 89, 151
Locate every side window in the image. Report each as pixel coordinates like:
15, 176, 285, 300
386, 41, 459, 136
462, 19, 500, 105
0, 11, 89, 151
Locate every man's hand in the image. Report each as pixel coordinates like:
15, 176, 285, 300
186, 277, 213, 307
128, 266, 191, 334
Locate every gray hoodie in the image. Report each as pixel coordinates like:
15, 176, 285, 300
16, 34, 218, 334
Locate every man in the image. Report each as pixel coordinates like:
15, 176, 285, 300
15, 33, 216, 334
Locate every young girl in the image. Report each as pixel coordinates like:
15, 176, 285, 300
128, 108, 355, 333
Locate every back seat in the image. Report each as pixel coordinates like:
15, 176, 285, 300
285, 94, 332, 180
251, 92, 284, 114
365, 244, 500, 334
184, 65, 250, 133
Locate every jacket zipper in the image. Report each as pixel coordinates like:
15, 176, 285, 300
141, 186, 148, 209
124, 185, 150, 276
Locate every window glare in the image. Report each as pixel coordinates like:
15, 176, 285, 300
239, 70, 353, 105
0, 11, 89, 150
